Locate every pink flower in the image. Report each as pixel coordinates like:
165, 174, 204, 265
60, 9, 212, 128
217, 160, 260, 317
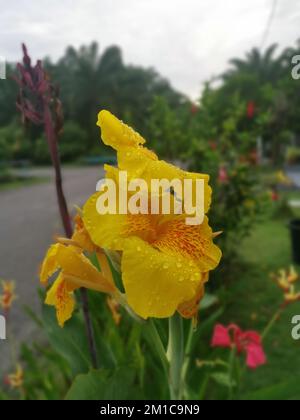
211, 324, 266, 369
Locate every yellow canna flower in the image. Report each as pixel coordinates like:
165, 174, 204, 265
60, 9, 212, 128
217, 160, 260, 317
276, 170, 293, 186
40, 215, 118, 327
272, 266, 300, 306
0, 280, 17, 312
5, 364, 24, 389
287, 265, 298, 283
277, 269, 290, 291
284, 290, 300, 304
83, 110, 222, 319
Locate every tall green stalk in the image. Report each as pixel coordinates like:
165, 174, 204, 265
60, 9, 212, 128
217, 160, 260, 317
167, 313, 184, 400
146, 320, 169, 376
15, 44, 97, 368
261, 308, 283, 341
227, 345, 236, 400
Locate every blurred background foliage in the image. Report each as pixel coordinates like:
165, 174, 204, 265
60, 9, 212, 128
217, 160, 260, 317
0, 40, 299, 166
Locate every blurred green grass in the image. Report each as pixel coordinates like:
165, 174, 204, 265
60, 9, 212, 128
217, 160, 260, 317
223, 218, 300, 396
0, 177, 47, 191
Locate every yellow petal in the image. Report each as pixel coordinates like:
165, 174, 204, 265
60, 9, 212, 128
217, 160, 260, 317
7, 364, 23, 388
117, 150, 212, 214
98, 111, 211, 213
107, 296, 122, 325
0, 280, 17, 310
153, 216, 222, 273
288, 265, 298, 283
1, 280, 15, 293
117, 146, 158, 177
72, 214, 97, 253
278, 278, 290, 291
177, 273, 208, 319
56, 244, 116, 294
40, 244, 61, 285
96, 250, 115, 287
121, 237, 205, 319
83, 192, 127, 250
45, 274, 76, 327
284, 291, 300, 303
97, 110, 146, 150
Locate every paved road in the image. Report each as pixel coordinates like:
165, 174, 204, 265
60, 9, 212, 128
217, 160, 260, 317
287, 171, 300, 188
0, 167, 103, 372
285, 166, 300, 188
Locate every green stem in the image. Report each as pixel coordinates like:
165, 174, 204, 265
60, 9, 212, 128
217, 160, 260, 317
228, 345, 236, 400
236, 360, 246, 400
147, 320, 169, 376
182, 320, 194, 383
261, 308, 283, 341
5, 312, 18, 372
167, 313, 184, 400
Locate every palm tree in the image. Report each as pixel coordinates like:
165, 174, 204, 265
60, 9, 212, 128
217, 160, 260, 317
223, 44, 281, 84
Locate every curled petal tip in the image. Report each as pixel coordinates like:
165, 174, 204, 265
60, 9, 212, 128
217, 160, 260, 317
212, 231, 223, 238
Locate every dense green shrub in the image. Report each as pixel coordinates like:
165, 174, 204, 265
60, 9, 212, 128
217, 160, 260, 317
0, 121, 34, 163
58, 121, 87, 162
0, 123, 19, 161
33, 121, 88, 164
33, 137, 51, 164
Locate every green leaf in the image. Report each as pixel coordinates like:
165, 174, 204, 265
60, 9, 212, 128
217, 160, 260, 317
242, 376, 300, 400
198, 375, 210, 400
42, 305, 92, 375
210, 372, 236, 388
65, 368, 135, 400
200, 293, 219, 311
190, 307, 224, 355
23, 304, 44, 328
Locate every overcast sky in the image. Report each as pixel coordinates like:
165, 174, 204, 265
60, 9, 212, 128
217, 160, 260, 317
0, 0, 299, 98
